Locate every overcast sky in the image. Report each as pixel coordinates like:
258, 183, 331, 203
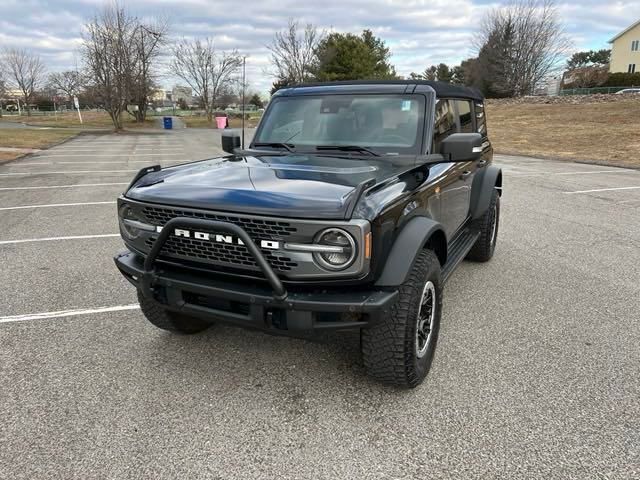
1, 0, 638, 95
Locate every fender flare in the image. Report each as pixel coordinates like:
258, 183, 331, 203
470, 165, 502, 220
375, 216, 447, 287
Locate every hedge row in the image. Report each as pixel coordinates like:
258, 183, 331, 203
603, 72, 640, 87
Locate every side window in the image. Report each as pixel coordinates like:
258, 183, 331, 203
475, 102, 487, 136
455, 100, 473, 133
433, 99, 456, 151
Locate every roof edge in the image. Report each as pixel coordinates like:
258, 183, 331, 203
278, 80, 484, 101
608, 18, 640, 43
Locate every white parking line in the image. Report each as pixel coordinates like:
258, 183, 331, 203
510, 169, 634, 177
0, 234, 119, 245
563, 186, 640, 194
0, 170, 137, 176
6, 162, 50, 166
0, 304, 140, 324
0, 201, 116, 211
65, 142, 183, 146
52, 147, 182, 151
11, 161, 167, 166
34, 153, 183, 158
0, 182, 128, 191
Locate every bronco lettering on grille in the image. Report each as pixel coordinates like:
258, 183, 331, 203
172, 228, 280, 250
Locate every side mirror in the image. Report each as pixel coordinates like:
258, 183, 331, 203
440, 133, 483, 162
221, 130, 241, 154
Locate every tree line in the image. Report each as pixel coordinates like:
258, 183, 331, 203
0, 3, 249, 126
268, 0, 572, 98
3, 0, 629, 128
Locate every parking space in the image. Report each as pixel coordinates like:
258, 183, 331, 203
1, 133, 638, 479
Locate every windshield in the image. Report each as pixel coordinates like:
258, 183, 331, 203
253, 94, 425, 155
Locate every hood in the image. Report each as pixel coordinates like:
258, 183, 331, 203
125, 153, 412, 219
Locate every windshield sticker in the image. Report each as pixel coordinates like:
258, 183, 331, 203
401, 100, 411, 111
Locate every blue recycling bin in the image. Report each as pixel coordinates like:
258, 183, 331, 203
163, 116, 173, 129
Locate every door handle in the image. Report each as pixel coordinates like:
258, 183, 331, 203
478, 159, 487, 167
460, 171, 472, 180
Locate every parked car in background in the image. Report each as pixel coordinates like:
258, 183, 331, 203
615, 88, 640, 95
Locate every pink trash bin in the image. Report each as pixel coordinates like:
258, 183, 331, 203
215, 116, 227, 129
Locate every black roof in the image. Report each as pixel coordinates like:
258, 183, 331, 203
278, 80, 484, 101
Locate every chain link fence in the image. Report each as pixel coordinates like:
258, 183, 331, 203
559, 86, 637, 95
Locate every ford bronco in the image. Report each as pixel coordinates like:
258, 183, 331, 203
114, 80, 502, 387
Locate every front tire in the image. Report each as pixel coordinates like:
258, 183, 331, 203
361, 250, 443, 388
138, 291, 211, 334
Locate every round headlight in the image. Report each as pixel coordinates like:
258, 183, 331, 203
313, 228, 357, 271
118, 205, 142, 240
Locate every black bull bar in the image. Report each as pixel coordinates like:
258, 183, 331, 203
140, 217, 288, 301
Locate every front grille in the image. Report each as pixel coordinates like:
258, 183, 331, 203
141, 206, 297, 239
140, 206, 299, 273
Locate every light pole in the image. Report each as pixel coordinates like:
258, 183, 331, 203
241, 55, 246, 149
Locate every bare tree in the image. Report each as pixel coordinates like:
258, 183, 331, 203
267, 19, 323, 85
474, 0, 570, 97
0, 69, 6, 117
170, 38, 242, 122
2, 48, 46, 116
48, 70, 86, 100
82, 4, 137, 129
128, 19, 168, 122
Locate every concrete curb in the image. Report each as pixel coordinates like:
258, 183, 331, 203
495, 150, 640, 171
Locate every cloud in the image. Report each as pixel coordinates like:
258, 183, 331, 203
1, 0, 638, 94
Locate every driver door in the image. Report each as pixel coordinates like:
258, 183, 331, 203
432, 99, 473, 238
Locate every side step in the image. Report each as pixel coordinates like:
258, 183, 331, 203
441, 228, 480, 284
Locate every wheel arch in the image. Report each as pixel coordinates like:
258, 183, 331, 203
375, 216, 447, 287
424, 228, 447, 267
470, 165, 502, 220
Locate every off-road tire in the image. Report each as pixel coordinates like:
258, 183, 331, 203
361, 250, 443, 388
467, 188, 500, 262
137, 291, 211, 334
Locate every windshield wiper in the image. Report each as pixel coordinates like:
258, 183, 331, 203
315, 145, 380, 157
253, 142, 295, 152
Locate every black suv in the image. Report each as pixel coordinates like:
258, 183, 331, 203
114, 81, 502, 387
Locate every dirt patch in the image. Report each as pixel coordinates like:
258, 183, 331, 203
0, 151, 21, 163
486, 96, 640, 168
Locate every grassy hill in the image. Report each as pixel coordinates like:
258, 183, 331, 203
486, 95, 640, 168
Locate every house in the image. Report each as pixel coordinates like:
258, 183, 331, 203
171, 85, 192, 105
608, 19, 640, 73
150, 89, 167, 102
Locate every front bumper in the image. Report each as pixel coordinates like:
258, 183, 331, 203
115, 250, 398, 332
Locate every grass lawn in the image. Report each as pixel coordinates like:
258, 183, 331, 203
486, 98, 640, 168
0, 128, 81, 149
1, 111, 156, 129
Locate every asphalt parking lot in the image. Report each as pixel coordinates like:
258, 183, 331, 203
1, 130, 638, 479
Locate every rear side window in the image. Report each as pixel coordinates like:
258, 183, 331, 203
475, 102, 487, 136
455, 100, 473, 133
433, 99, 456, 151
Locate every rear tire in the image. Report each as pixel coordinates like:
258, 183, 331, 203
467, 188, 500, 262
361, 250, 443, 388
137, 291, 211, 334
